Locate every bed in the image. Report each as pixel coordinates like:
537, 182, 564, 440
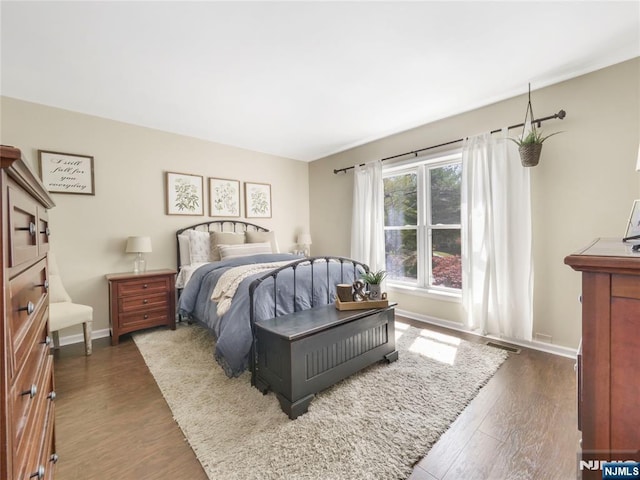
176, 221, 366, 373
176, 220, 398, 417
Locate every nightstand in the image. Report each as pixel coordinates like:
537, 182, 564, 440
106, 269, 177, 345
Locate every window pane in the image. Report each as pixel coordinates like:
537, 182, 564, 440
385, 229, 417, 282
430, 164, 461, 225
431, 229, 461, 289
384, 173, 417, 227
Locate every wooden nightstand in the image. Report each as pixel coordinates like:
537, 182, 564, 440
106, 269, 177, 345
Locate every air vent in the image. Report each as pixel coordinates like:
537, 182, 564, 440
486, 341, 520, 354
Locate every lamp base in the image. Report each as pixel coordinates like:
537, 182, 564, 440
133, 253, 146, 274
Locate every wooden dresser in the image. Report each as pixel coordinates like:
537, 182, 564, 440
1, 146, 57, 480
106, 269, 176, 345
565, 238, 640, 479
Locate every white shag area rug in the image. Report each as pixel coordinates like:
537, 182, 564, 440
133, 322, 508, 480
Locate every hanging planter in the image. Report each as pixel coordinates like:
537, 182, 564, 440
518, 143, 543, 167
510, 84, 562, 167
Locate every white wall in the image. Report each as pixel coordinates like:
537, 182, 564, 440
309, 58, 640, 350
0, 97, 310, 335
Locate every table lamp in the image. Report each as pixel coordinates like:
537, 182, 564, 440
126, 236, 152, 274
297, 233, 312, 257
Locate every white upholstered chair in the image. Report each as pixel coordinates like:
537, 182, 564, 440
48, 252, 93, 355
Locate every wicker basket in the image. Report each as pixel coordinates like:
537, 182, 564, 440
519, 143, 542, 167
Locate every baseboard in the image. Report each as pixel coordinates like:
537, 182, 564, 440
57, 328, 110, 347
395, 308, 578, 359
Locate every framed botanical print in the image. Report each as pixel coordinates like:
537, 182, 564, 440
166, 171, 204, 216
209, 177, 240, 217
244, 182, 272, 218
38, 150, 95, 195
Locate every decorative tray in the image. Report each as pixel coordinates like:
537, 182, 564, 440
335, 298, 390, 311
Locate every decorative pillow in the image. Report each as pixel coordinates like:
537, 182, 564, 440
210, 231, 245, 261
187, 230, 212, 264
245, 230, 279, 253
178, 233, 191, 266
218, 242, 272, 260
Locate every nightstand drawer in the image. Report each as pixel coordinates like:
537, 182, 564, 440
117, 278, 169, 297
119, 293, 168, 313
119, 309, 168, 329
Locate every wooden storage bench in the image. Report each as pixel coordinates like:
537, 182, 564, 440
254, 303, 398, 419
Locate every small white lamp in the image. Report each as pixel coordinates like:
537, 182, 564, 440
297, 233, 312, 257
126, 236, 152, 274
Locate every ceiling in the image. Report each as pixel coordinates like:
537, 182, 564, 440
1, 1, 639, 162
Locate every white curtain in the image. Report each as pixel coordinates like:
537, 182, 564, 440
461, 129, 533, 341
351, 160, 385, 273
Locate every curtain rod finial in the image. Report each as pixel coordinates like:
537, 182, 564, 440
557, 109, 566, 120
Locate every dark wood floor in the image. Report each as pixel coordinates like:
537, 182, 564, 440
52, 317, 580, 480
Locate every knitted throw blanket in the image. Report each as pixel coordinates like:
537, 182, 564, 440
211, 260, 294, 316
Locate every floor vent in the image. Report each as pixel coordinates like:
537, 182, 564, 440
486, 341, 521, 354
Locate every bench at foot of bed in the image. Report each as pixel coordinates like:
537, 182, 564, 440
254, 302, 398, 420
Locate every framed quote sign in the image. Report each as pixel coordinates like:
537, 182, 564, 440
38, 150, 95, 195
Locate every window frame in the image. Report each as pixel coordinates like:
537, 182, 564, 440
383, 149, 462, 298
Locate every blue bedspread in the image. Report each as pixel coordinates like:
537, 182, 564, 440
178, 253, 364, 377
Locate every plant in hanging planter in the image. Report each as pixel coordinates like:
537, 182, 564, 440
360, 270, 387, 300
509, 126, 562, 167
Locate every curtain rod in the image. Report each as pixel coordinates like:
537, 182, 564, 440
333, 109, 566, 174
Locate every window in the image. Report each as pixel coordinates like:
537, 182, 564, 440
383, 152, 462, 295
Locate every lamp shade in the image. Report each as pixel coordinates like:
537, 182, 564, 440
297, 233, 312, 245
126, 236, 152, 253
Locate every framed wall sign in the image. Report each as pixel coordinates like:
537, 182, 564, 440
244, 181, 272, 218
38, 150, 95, 195
209, 177, 240, 217
166, 171, 204, 216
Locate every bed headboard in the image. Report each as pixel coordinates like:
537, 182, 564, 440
176, 220, 269, 270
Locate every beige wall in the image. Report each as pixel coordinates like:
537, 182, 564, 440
0, 97, 310, 336
309, 58, 640, 350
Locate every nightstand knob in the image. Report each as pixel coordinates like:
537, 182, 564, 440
43, 336, 52, 346
50, 453, 59, 464
36, 280, 49, 290
144, 314, 149, 319
143, 284, 148, 289
21, 384, 37, 398
143, 299, 148, 304
29, 465, 45, 479
48, 391, 56, 401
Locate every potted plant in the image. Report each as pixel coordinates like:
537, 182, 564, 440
360, 270, 387, 300
509, 126, 562, 167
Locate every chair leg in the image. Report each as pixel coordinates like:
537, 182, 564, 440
82, 322, 93, 356
52, 331, 60, 350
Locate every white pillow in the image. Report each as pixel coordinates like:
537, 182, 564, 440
187, 230, 211, 264
210, 231, 245, 261
245, 231, 279, 254
178, 233, 191, 266
218, 242, 272, 260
